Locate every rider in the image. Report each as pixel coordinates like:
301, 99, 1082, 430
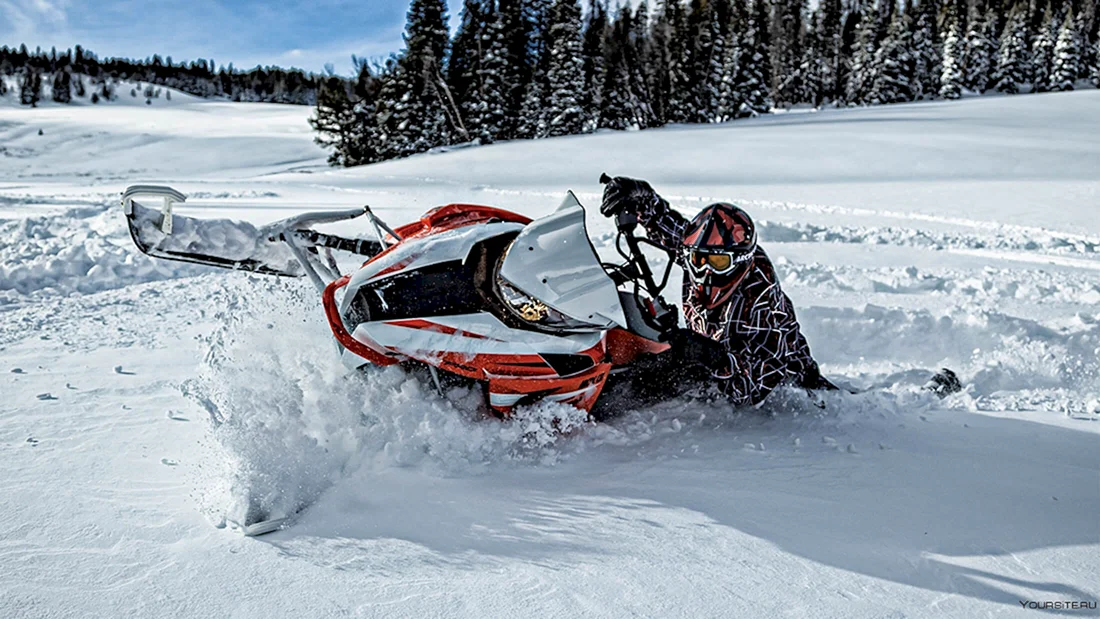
600, 175, 834, 407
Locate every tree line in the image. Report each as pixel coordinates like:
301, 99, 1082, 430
0, 44, 328, 106
312, 0, 1100, 167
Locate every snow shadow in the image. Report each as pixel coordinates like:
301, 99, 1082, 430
258, 399, 1098, 614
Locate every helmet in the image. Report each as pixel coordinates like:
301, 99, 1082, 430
682, 203, 756, 309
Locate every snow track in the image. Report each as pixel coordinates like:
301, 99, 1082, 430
0, 90, 1097, 618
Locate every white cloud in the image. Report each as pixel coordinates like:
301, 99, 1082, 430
30, 0, 67, 23
0, 0, 69, 43
262, 26, 405, 74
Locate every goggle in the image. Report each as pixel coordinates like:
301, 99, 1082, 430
686, 249, 751, 275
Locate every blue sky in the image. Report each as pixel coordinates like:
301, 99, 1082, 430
0, 0, 464, 74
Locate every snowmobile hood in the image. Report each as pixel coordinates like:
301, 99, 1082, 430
339, 220, 526, 317
498, 193, 627, 330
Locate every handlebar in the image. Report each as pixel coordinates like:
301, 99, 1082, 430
599, 172, 679, 336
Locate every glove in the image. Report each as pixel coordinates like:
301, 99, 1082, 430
665, 328, 728, 371
599, 174, 657, 217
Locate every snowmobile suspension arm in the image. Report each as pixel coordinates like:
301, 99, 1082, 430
283, 230, 382, 257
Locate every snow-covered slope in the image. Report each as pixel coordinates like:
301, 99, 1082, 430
1, 92, 1097, 618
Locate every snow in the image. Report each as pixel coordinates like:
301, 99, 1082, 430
1, 88, 1098, 618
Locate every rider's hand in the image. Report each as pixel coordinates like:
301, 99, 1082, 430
600, 175, 657, 217
666, 328, 728, 371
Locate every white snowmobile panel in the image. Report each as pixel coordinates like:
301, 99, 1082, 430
340, 221, 525, 316
354, 313, 603, 359
488, 380, 603, 408
498, 196, 627, 330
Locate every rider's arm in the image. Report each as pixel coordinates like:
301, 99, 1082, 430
635, 193, 690, 258
601, 176, 688, 257
715, 351, 790, 407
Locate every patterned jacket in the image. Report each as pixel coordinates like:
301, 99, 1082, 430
637, 195, 823, 405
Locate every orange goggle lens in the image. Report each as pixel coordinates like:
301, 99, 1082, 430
688, 251, 734, 273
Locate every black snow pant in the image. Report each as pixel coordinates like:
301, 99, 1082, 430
592, 351, 838, 421
591, 352, 715, 420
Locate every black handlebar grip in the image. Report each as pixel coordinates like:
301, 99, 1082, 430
599, 173, 612, 184
297, 230, 383, 256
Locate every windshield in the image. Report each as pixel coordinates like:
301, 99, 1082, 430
557, 191, 583, 212
496, 193, 627, 330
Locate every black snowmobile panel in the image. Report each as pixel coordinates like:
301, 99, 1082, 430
347, 260, 487, 323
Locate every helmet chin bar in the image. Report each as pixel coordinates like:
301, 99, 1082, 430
688, 259, 753, 309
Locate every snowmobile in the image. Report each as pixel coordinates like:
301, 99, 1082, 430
121, 178, 682, 419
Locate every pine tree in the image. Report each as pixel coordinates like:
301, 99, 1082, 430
310, 62, 384, 167
475, 6, 511, 141
51, 69, 72, 103
1030, 7, 1058, 92
993, 2, 1031, 93
516, 79, 549, 137
867, 5, 913, 104
373, 58, 416, 159
448, 0, 510, 143
1092, 38, 1100, 88
676, 0, 706, 119
875, 2, 896, 50
645, 0, 677, 125
1049, 8, 1081, 91
835, 6, 861, 103
663, 0, 694, 123
495, 0, 538, 139
544, 0, 586, 135
19, 67, 41, 106
380, 0, 461, 156
770, 0, 807, 106
817, 0, 843, 104
1073, 8, 1092, 81
846, 1, 879, 104
600, 6, 637, 129
448, 0, 488, 125
310, 76, 359, 166
581, 0, 609, 131
964, 7, 997, 93
350, 60, 383, 163
909, 0, 940, 100
796, 10, 825, 106
691, 0, 726, 120
939, 2, 965, 99
716, 7, 743, 120
628, 0, 656, 127
734, 0, 774, 116
516, 0, 554, 138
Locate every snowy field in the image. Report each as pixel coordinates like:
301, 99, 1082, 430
1, 89, 1098, 618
